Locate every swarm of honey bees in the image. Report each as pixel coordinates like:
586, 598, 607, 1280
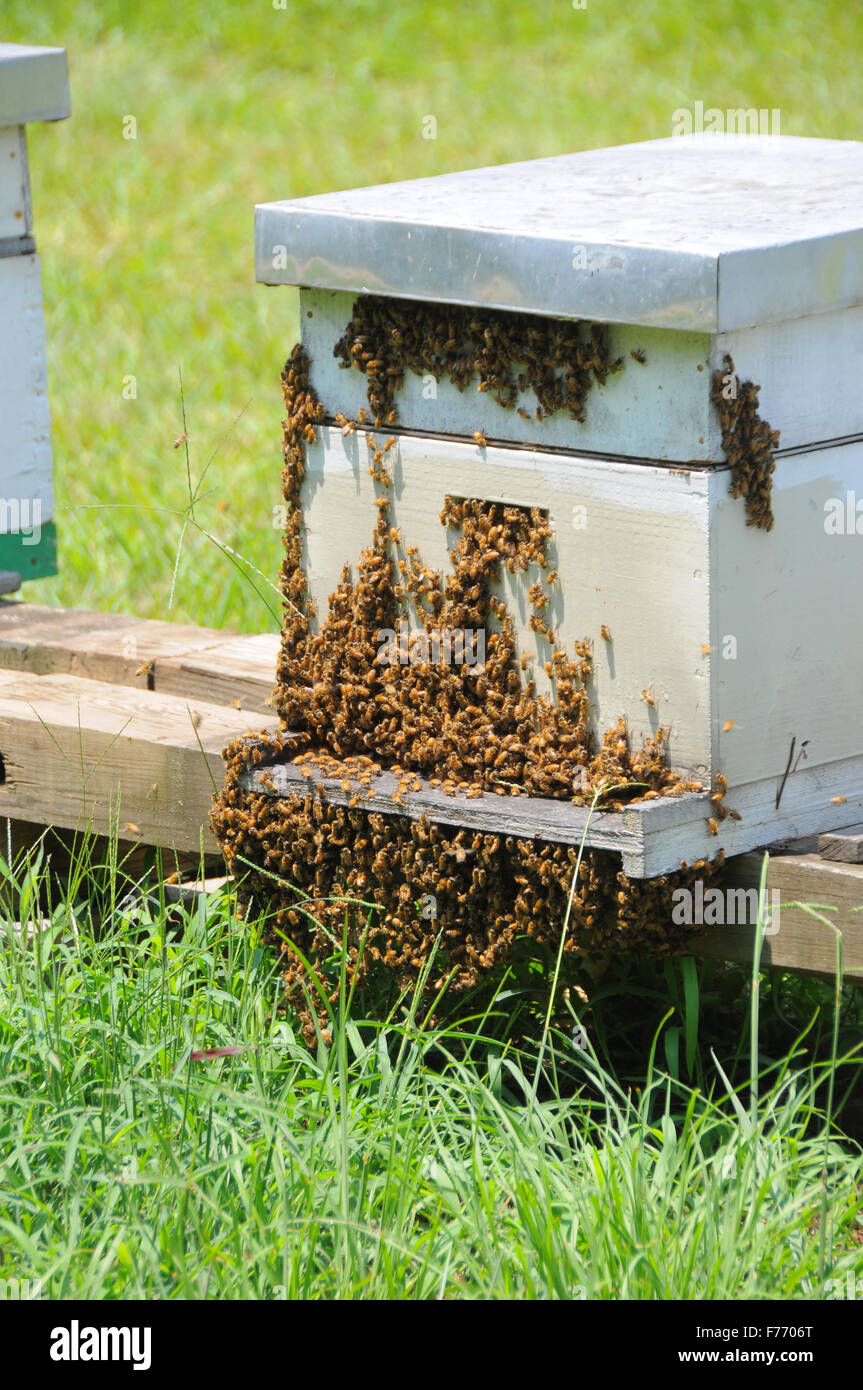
213, 736, 725, 1040
211, 301, 727, 1035
711, 353, 780, 531
275, 430, 692, 803
333, 294, 625, 430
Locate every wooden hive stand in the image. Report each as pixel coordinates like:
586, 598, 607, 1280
1, 599, 861, 981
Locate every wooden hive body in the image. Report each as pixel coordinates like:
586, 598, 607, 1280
255, 135, 863, 874
0, 43, 69, 585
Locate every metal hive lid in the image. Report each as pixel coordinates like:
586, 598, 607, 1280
255, 134, 863, 333
0, 43, 70, 127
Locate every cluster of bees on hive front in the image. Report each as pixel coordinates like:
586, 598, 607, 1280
333, 294, 625, 427
271, 465, 695, 807
212, 735, 726, 1042
211, 299, 726, 1034
711, 352, 780, 531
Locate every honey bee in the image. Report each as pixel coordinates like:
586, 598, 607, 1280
707, 818, 718, 835
473, 431, 487, 447
600, 625, 612, 642
642, 689, 656, 706
630, 348, 646, 364
722, 720, 735, 732
831, 795, 848, 805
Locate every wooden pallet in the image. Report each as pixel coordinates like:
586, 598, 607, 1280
1, 601, 861, 979
0, 601, 280, 853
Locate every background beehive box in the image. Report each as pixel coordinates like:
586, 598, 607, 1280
0, 43, 70, 127
0, 43, 70, 583
257, 134, 863, 867
0, 252, 56, 579
0, 125, 32, 243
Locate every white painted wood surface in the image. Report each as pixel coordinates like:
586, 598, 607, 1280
301, 288, 716, 462
710, 440, 863, 787
0, 126, 31, 242
0, 253, 54, 517
301, 426, 714, 778
301, 289, 863, 461
296, 424, 863, 865
713, 305, 863, 455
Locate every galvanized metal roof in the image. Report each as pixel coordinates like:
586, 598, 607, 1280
0, 43, 70, 126
255, 135, 863, 332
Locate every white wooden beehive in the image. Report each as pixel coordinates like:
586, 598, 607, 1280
0, 42, 69, 587
254, 135, 863, 875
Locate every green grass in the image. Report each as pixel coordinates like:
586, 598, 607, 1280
5, 0, 863, 630
0, 836, 861, 1300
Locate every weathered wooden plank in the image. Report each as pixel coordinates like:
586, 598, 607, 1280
0, 604, 179, 682
0, 603, 278, 712
164, 875, 229, 907
0, 670, 279, 852
155, 633, 279, 712
241, 757, 716, 877
695, 846, 863, 980
243, 745, 863, 879
628, 751, 863, 871
818, 824, 863, 863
